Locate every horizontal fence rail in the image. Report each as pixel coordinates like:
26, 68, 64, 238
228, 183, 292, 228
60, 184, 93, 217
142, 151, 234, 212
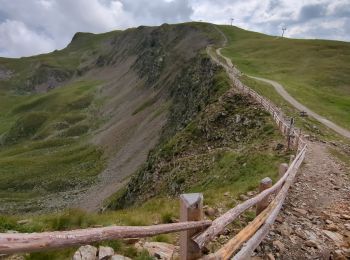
0, 221, 211, 254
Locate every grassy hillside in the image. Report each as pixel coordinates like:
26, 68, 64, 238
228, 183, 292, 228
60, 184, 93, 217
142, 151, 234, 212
0, 22, 226, 213
0, 74, 289, 259
0, 80, 106, 213
219, 25, 350, 130
0, 22, 294, 258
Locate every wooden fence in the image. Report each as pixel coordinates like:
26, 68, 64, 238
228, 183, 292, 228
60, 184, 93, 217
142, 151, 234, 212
0, 48, 307, 259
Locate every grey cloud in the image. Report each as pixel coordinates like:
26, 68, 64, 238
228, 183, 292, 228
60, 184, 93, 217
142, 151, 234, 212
298, 4, 327, 21
0, 0, 349, 58
0, 0, 194, 57
121, 0, 193, 24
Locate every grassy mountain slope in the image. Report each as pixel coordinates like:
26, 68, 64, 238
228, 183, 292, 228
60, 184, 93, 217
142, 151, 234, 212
0, 22, 227, 213
0, 23, 293, 258
219, 25, 350, 129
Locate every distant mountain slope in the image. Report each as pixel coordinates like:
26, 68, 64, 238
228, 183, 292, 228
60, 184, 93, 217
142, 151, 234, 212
0, 22, 226, 213
219, 25, 350, 130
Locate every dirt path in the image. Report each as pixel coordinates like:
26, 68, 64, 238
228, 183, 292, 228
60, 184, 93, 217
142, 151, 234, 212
256, 141, 350, 259
249, 76, 350, 139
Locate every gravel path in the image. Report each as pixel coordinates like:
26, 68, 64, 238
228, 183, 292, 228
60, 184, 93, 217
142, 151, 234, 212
256, 141, 350, 259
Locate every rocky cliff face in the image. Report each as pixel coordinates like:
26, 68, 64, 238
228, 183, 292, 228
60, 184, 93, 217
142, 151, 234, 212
0, 23, 229, 213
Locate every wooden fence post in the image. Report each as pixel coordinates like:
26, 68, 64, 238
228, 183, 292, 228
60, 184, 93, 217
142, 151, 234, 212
279, 163, 289, 179
256, 177, 272, 215
289, 155, 295, 165
180, 193, 203, 260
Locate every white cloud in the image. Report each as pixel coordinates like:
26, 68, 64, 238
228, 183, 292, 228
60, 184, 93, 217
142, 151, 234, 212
0, 0, 192, 57
0, 0, 348, 58
0, 20, 55, 57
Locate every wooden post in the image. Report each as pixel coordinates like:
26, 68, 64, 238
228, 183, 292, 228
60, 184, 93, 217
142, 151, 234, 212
180, 193, 203, 260
256, 177, 272, 215
279, 163, 288, 180
289, 155, 295, 166
287, 118, 295, 150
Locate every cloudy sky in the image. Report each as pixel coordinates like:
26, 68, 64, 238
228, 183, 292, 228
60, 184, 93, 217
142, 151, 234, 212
0, 0, 349, 58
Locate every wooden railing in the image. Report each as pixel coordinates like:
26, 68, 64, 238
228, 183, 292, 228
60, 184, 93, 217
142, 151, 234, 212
0, 47, 307, 259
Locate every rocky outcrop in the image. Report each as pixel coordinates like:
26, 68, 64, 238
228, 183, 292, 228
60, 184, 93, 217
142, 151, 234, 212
0, 67, 13, 80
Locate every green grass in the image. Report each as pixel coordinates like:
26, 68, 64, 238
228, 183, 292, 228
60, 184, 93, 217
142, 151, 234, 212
219, 25, 350, 130
240, 75, 348, 142
0, 198, 177, 259
0, 80, 106, 213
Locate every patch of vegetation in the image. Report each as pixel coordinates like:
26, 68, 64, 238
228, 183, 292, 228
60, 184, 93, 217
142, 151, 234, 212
63, 113, 87, 124
219, 25, 350, 130
240, 75, 345, 141
68, 94, 94, 110
329, 147, 350, 168
0, 80, 106, 213
62, 123, 89, 137
163, 55, 229, 140
2, 112, 48, 144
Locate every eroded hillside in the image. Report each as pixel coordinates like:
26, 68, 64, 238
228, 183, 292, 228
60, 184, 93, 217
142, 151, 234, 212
0, 23, 228, 213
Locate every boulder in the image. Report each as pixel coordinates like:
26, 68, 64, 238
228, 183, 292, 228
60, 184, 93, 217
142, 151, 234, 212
139, 242, 177, 260
276, 223, 292, 236
304, 240, 319, 248
272, 240, 285, 252
98, 246, 114, 260
292, 208, 308, 216
341, 214, 350, 220
204, 207, 217, 217
73, 245, 98, 260
322, 230, 344, 247
239, 194, 249, 201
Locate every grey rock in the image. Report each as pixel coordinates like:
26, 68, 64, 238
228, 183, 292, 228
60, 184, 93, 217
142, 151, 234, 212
304, 240, 319, 248
73, 245, 98, 260
98, 246, 114, 260
272, 240, 285, 252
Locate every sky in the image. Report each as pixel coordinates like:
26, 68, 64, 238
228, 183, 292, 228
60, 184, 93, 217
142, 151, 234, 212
0, 0, 349, 58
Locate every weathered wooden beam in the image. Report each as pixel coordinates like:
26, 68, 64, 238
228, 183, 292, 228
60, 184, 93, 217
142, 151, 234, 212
0, 221, 211, 254
193, 172, 287, 249
233, 147, 306, 260
289, 155, 295, 165
179, 193, 204, 260
206, 146, 306, 260
204, 195, 277, 260
194, 146, 306, 249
